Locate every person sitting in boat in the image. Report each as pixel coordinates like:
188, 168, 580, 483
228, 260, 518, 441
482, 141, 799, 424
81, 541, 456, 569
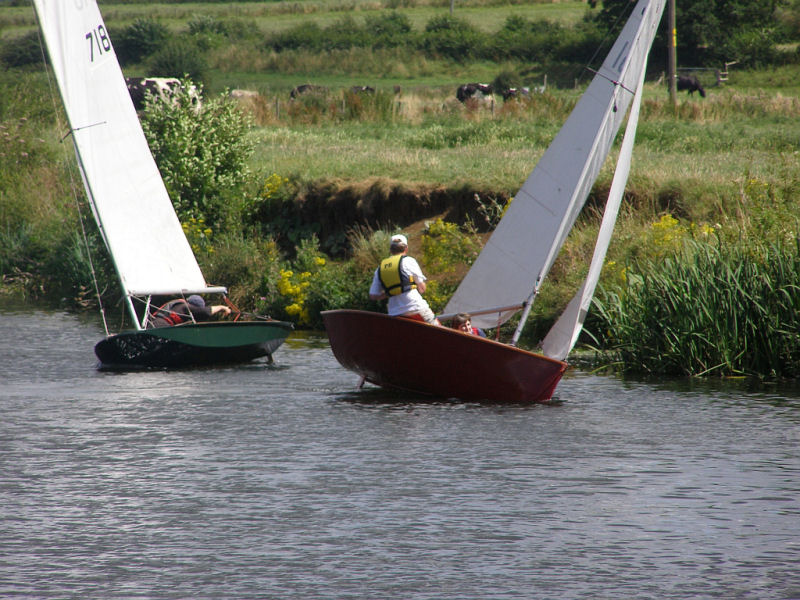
369, 234, 441, 326
148, 294, 232, 328
451, 312, 486, 337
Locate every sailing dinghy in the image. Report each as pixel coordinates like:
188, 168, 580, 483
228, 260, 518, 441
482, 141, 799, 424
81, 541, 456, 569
323, 0, 665, 402
32, 0, 292, 369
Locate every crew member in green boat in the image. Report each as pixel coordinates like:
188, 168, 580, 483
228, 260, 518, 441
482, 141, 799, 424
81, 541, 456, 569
148, 295, 232, 328
369, 234, 441, 325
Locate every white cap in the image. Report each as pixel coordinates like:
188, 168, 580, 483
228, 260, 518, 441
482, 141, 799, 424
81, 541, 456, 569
391, 234, 408, 246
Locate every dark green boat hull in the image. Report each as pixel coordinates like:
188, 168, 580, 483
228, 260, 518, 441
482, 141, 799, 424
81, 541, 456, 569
94, 321, 293, 370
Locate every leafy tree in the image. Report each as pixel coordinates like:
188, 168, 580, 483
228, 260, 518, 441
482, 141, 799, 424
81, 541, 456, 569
140, 79, 255, 231
593, 0, 781, 66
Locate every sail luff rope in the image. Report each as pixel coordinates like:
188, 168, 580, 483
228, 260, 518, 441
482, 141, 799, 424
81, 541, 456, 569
32, 10, 111, 337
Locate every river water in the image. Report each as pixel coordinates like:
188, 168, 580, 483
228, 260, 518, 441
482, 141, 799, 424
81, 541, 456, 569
1, 308, 799, 599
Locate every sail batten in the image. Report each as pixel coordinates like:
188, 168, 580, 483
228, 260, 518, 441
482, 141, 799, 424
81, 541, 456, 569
444, 0, 664, 331
32, 0, 212, 300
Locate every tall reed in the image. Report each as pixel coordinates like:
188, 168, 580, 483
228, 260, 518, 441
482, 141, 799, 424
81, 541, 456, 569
593, 237, 800, 378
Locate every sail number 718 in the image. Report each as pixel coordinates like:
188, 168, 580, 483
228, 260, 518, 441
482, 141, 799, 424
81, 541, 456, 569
86, 25, 111, 62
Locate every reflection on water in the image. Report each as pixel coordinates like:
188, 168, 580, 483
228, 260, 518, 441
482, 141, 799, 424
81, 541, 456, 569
1, 309, 799, 599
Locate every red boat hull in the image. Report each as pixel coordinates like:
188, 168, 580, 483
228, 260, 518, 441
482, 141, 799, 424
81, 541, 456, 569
322, 310, 568, 403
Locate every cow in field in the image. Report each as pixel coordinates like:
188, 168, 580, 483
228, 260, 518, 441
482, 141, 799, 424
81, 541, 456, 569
125, 77, 201, 111
230, 89, 258, 100
456, 83, 493, 103
290, 84, 328, 99
349, 86, 375, 94
501, 87, 530, 101
677, 75, 706, 98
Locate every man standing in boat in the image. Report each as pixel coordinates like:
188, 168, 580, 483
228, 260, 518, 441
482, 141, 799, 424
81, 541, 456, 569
369, 234, 441, 325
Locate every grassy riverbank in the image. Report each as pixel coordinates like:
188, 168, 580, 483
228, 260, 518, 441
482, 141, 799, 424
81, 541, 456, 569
3, 1, 800, 377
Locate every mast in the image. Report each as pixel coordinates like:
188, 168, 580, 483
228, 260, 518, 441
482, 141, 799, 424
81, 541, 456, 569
667, 0, 677, 109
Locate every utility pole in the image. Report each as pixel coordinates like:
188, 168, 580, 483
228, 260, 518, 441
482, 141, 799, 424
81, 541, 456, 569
667, 0, 677, 109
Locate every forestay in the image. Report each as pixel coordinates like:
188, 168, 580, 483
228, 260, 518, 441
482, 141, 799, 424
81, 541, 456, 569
443, 0, 664, 330
32, 0, 222, 299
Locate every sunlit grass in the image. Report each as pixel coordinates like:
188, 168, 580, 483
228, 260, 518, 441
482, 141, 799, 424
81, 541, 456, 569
246, 82, 800, 208
0, 0, 590, 39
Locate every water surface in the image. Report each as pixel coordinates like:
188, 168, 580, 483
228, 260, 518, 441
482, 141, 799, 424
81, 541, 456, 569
2, 309, 799, 599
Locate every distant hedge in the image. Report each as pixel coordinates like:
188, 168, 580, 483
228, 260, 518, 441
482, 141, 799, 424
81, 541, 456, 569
267, 13, 606, 66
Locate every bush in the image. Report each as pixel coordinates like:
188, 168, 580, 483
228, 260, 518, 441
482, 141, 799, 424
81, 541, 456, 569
139, 79, 254, 230
262, 235, 369, 328
365, 12, 412, 48
419, 16, 485, 62
113, 18, 169, 66
43, 229, 115, 308
148, 38, 208, 83
325, 16, 372, 51
420, 219, 480, 312
421, 218, 479, 276
0, 31, 45, 69
200, 234, 283, 312
268, 22, 324, 52
187, 15, 249, 52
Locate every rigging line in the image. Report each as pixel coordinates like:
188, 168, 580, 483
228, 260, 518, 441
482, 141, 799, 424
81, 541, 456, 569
584, 67, 636, 95
575, 0, 638, 86
32, 15, 111, 337
59, 121, 108, 143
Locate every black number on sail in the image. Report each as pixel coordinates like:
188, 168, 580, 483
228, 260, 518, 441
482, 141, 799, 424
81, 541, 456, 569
85, 25, 111, 62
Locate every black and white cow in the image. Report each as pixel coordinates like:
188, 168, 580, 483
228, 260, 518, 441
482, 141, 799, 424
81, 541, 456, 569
676, 75, 706, 98
289, 84, 328, 99
456, 83, 493, 103
501, 87, 530, 101
125, 77, 201, 110
349, 85, 376, 94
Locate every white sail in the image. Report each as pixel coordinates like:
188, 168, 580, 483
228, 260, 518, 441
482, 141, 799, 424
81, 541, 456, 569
444, 0, 664, 330
541, 57, 648, 361
32, 0, 222, 300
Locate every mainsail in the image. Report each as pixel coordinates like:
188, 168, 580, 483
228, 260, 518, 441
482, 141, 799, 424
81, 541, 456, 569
541, 56, 648, 360
444, 0, 664, 331
32, 1, 223, 311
